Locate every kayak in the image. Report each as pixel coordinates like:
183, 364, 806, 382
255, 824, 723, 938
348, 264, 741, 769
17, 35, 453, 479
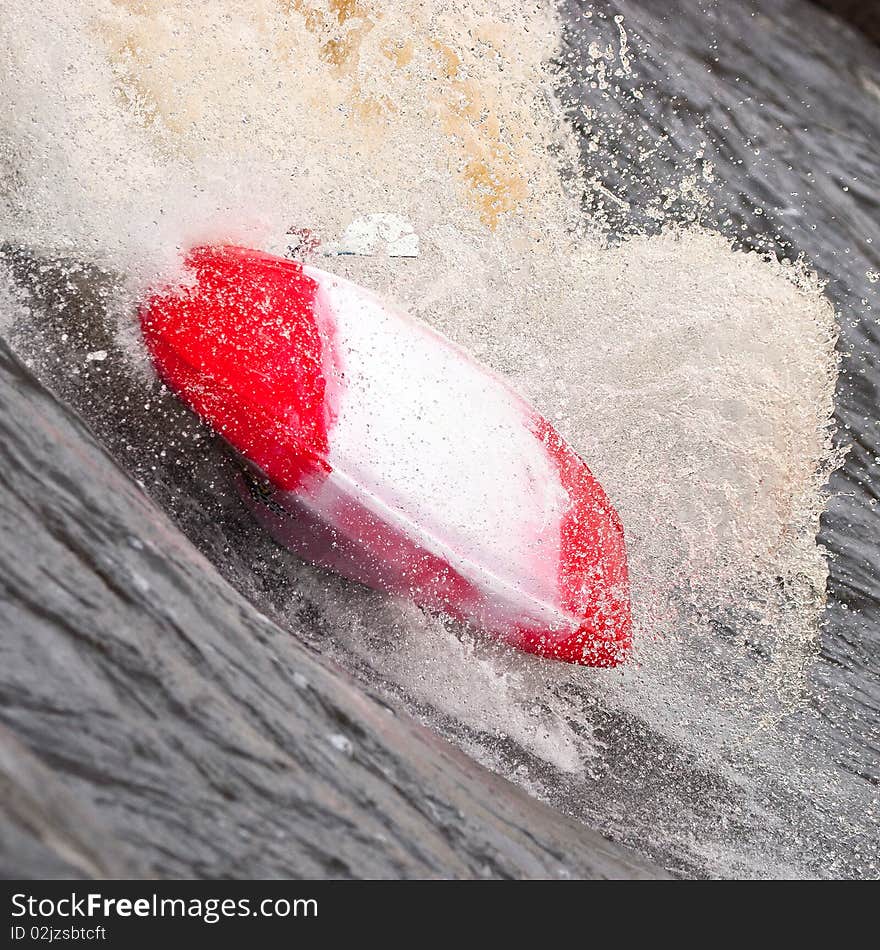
140, 245, 632, 666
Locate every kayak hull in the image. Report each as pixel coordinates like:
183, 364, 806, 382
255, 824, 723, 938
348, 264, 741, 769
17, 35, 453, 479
140, 245, 632, 666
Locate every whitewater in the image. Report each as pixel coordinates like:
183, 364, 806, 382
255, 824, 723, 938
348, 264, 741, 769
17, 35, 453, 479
3, 0, 874, 877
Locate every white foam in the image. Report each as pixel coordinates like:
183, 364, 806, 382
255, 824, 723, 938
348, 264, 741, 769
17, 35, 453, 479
0, 0, 841, 875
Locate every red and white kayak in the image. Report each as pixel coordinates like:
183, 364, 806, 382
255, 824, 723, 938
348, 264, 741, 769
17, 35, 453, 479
140, 245, 632, 666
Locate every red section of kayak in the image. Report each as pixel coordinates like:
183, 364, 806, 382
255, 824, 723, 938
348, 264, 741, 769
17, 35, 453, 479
517, 420, 632, 667
140, 246, 331, 491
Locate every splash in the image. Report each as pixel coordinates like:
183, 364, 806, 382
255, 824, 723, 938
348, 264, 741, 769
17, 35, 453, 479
0, 0, 840, 875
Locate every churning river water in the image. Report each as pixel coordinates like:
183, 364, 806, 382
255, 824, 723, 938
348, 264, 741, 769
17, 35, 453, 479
1, 0, 877, 877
